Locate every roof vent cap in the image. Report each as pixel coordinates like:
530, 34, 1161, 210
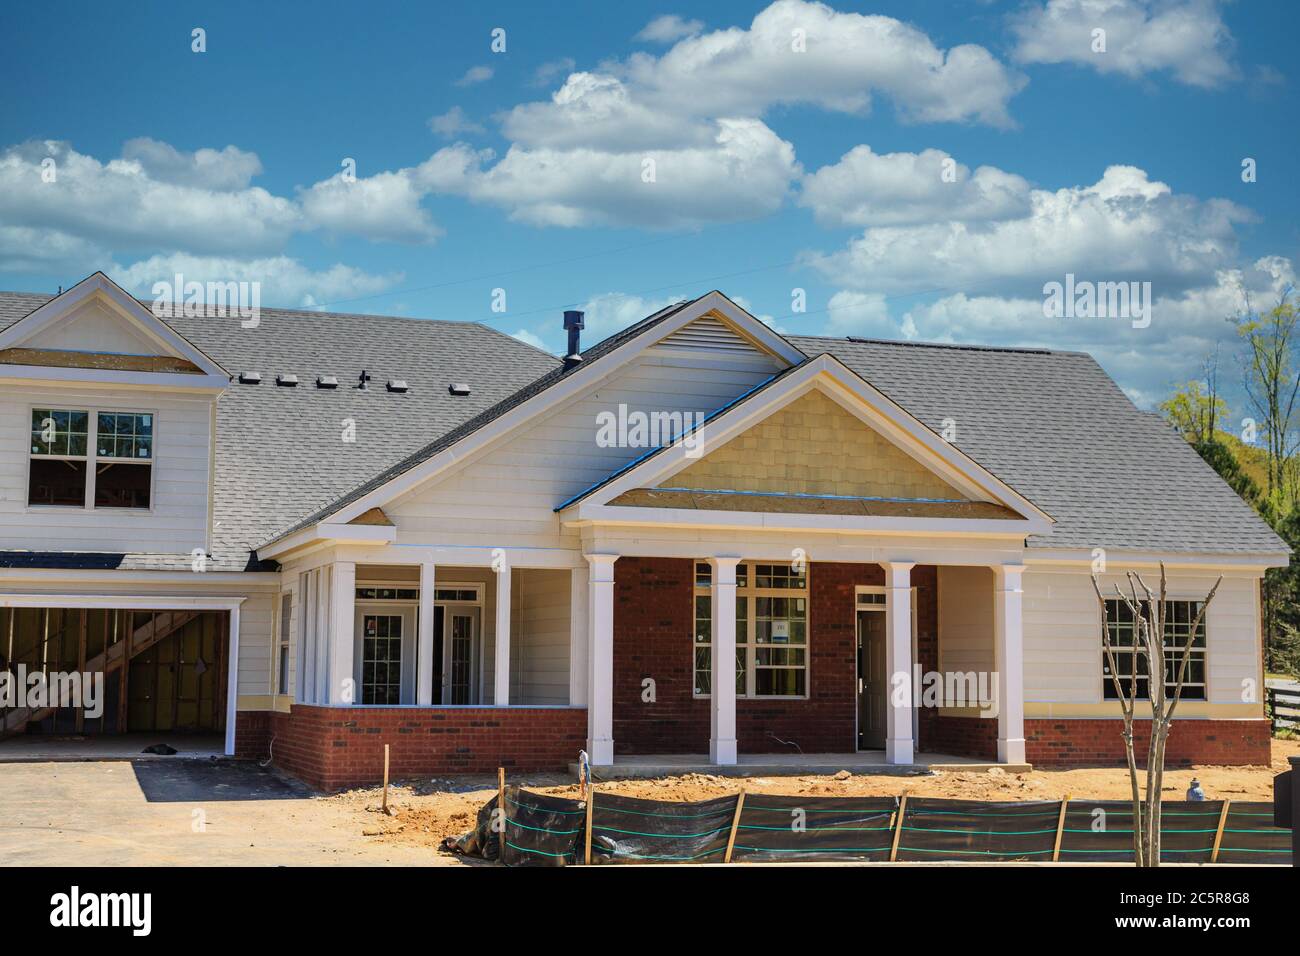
387, 379, 409, 393
276, 373, 299, 387
563, 310, 585, 370
238, 371, 262, 384
449, 383, 471, 396
317, 374, 338, 389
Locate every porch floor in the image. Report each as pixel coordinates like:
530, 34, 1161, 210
579, 751, 1032, 779
0, 732, 225, 762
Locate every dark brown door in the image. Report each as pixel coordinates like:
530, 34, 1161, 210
857, 610, 887, 750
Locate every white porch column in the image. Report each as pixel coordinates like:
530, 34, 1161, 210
327, 561, 356, 705
494, 560, 512, 706
709, 556, 741, 765
585, 554, 618, 765
417, 561, 436, 705
223, 604, 241, 756
569, 565, 590, 707
993, 565, 1027, 765
884, 561, 915, 765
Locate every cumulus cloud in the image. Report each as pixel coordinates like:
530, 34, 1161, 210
298, 167, 444, 243
1012, 0, 1236, 88
807, 165, 1252, 296
826, 290, 916, 338
115, 253, 403, 310
636, 14, 705, 43
428, 106, 485, 138
422, 119, 800, 229
800, 146, 1032, 228
0, 140, 299, 257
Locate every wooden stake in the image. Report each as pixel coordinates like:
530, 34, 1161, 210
584, 787, 595, 865
381, 744, 391, 814
889, 793, 909, 862
1211, 799, 1231, 863
724, 789, 747, 864
1052, 795, 1071, 862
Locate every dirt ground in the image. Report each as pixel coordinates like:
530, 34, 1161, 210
341, 738, 1300, 857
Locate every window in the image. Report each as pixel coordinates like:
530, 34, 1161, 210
694, 561, 808, 698
28, 407, 152, 509
94, 412, 153, 508
1103, 599, 1206, 701
355, 587, 419, 601
277, 592, 293, 695
360, 613, 403, 704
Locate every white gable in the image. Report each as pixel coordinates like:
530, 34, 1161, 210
23, 297, 166, 356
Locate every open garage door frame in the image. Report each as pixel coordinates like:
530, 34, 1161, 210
0, 594, 246, 755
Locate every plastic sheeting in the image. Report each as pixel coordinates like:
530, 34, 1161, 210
731, 795, 897, 862
897, 798, 1062, 862
589, 792, 737, 864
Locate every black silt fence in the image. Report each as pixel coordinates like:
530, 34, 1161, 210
896, 798, 1062, 862
730, 795, 898, 862
588, 792, 738, 864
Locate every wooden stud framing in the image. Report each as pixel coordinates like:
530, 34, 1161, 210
75, 609, 87, 733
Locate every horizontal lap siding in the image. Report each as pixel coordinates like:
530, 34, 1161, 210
0, 382, 213, 553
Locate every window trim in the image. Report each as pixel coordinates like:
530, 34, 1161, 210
1100, 596, 1208, 702
275, 589, 293, 697
693, 560, 811, 701
25, 403, 158, 513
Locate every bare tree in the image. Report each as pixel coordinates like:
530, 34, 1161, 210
1092, 564, 1220, 866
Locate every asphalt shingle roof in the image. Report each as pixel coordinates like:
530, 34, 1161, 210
786, 337, 1287, 555
0, 288, 1285, 568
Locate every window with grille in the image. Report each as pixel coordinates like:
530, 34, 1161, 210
1102, 599, 1207, 701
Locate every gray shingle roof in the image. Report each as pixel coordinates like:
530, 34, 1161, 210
787, 337, 1287, 555
0, 286, 1285, 567
0, 290, 561, 571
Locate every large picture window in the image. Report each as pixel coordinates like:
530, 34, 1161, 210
694, 561, 808, 698
1102, 598, 1206, 701
28, 407, 153, 509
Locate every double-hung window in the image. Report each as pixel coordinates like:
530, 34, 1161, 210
694, 561, 809, 698
1102, 598, 1207, 701
29, 408, 153, 509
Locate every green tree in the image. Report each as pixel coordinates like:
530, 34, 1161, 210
1233, 290, 1300, 506
1160, 380, 1227, 446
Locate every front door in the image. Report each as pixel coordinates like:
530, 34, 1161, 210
857, 609, 887, 750
355, 606, 417, 704
443, 606, 480, 705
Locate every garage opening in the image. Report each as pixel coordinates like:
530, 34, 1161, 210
0, 607, 229, 740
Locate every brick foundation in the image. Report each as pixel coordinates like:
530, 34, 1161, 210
236, 704, 587, 790
1024, 717, 1272, 767
925, 714, 999, 760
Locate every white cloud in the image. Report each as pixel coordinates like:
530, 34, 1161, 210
455, 65, 494, 87
512, 292, 683, 353
1012, 0, 1236, 88
423, 119, 800, 229
428, 106, 484, 138
298, 167, 444, 244
826, 290, 916, 338
636, 14, 705, 43
0, 140, 299, 257
120, 137, 263, 191
114, 253, 403, 310
808, 165, 1252, 296
532, 57, 576, 86
800, 146, 1032, 228
511, 328, 551, 351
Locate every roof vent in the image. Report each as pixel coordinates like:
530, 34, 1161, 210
563, 310, 585, 370
238, 371, 262, 384
276, 373, 299, 387
449, 383, 471, 396
317, 374, 338, 389
387, 379, 409, 393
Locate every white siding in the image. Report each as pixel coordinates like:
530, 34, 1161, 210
511, 568, 571, 705
0, 381, 214, 553
235, 590, 275, 697
937, 565, 994, 675
389, 347, 785, 551
1022, 566, 1261, 707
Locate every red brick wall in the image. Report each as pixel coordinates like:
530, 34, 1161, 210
613, 559, 922, 755
1025, 718, 1272, 767
925, 714, 999, 760
236, 705, 587, 790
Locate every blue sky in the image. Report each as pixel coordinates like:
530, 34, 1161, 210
2, 0, 1297, 411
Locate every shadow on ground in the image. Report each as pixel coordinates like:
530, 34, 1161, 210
130, 757, 315, 803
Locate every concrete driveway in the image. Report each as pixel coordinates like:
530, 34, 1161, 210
0, 758, 444, 866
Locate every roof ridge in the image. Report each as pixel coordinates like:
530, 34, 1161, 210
792, 333, 1087, 357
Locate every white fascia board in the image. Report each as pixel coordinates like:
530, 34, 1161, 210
0, 593, 248, 609
0, 363, 229, 392
1024, 548, 1289, 571
0, 569, 278, 586
567, 502, 1049, 538
262, 294, 805, 547
563, 354, 1054, 526
258, 523, 396, 561
0, 272, 230, 378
